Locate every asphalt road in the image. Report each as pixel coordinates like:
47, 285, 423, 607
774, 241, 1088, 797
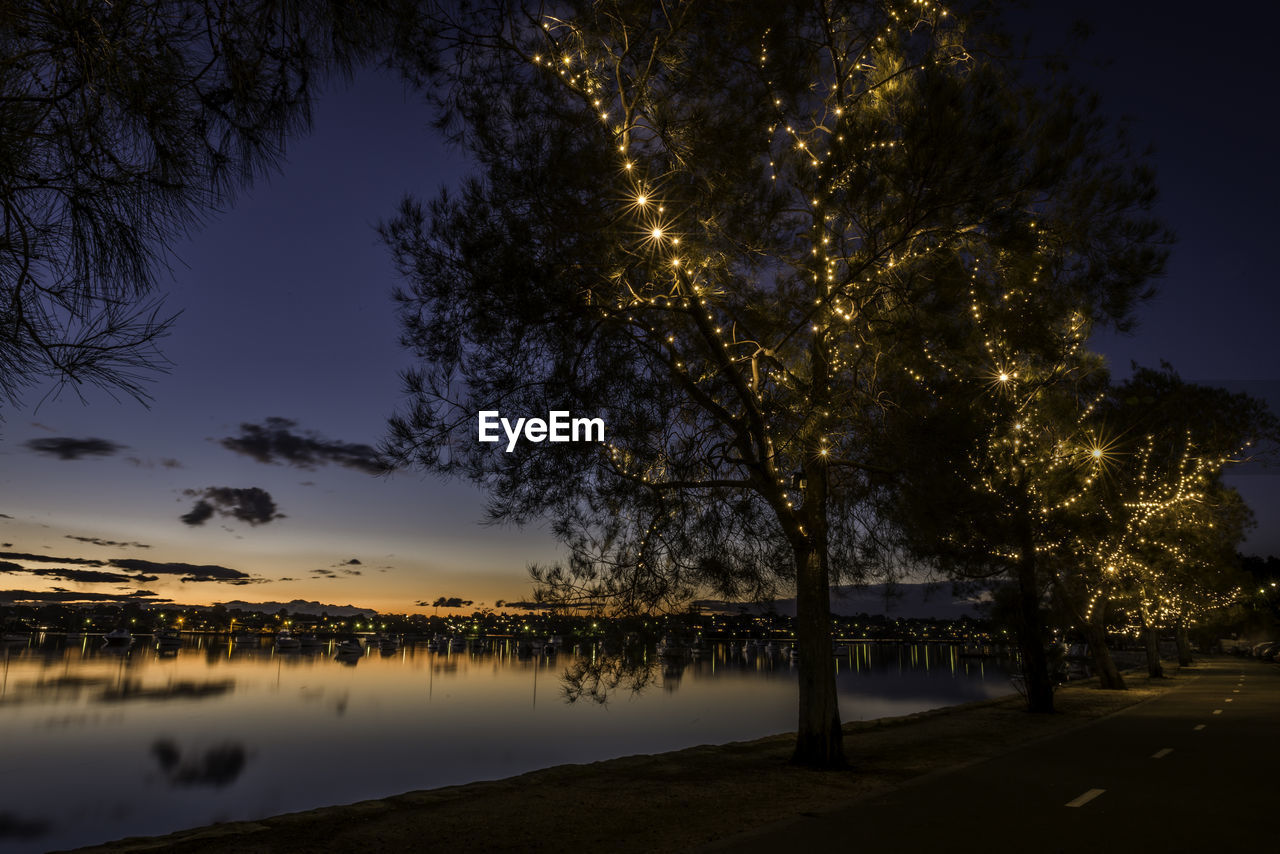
712, 658, 1279, 853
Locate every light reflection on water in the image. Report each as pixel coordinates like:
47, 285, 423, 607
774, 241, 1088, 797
0, 637, 1013, 852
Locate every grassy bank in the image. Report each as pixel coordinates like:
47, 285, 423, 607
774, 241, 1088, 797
67, 670, 1187, 853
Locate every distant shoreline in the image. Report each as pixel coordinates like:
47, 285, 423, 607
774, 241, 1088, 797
64, 666, 1184, 854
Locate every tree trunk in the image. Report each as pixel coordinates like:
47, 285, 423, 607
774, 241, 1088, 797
1142, 619, 1164, 679
1082, 618, 1125, 690
1050, 578, 1125, 691
1014, 543, 1054, 713
790, 544, 844, 768
1175, 620, 1193, 667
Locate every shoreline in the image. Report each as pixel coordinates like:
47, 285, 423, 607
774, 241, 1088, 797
65, 668, 1187, 853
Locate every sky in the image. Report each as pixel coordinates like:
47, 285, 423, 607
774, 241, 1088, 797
1, 2, 1277, 615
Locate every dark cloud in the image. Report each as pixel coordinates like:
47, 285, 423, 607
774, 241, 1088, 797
0, 513, 12, 519
220, 417, 384, 475
343, 558, 362, 565
180, 487, 284, 527
6, 566, 142, 584
0, 561, 22, 572
0, 589, 168, 604
311, 568, 337, 578
25, 437, 125, 460
0, 551, 105, 566
65, 535, 152, 549
418, 597, 474, 609
108, 559, 256, 584
343, 569, 362, 576
180, 500, 216, 526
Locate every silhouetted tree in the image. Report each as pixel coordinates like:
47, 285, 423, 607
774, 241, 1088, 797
0, 0, 417, 410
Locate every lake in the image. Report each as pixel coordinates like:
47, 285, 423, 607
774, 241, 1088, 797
0, 635, 1015, 852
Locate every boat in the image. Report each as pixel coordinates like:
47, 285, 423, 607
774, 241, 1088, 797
155, 629, 182, 648
274, 632, 302, 651
448, 636, 468, 652
102, 628, 133, 646
299, 635, 325, 650
2, 632, 29, 644
334, 638, 363, 656
377, 635, 401, 653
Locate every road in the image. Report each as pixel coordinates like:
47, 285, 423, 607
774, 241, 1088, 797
710, 657, 1279, 853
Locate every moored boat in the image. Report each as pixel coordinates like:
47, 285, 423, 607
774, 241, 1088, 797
155, 629, 182, 648
103, 628, 133, 646
334, 638, 363, 656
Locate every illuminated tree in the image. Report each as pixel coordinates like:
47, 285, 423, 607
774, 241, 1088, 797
383, 0, 1166, 760
1071, 368, 1275, 677
881, 273, 1128, 707
0, 0, 414, 410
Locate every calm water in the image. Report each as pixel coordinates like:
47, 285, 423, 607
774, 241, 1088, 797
0, 636, 1014, 852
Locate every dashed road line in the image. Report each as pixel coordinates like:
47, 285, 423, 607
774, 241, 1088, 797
1151, 748, 1173, 759
1193, 724, 1206, 731
1065, 789, 1106, 808
1213, 709, 1223, 715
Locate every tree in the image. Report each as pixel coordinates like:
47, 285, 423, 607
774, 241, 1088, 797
382, 0, 1163, 763
0, 0, 413, 410
1077, 368, 1275, 677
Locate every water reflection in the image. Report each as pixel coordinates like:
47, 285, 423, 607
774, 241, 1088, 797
0, 636, 1013, 852
151, 739, 248, 787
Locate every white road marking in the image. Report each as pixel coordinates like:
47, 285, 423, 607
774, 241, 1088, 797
1233, 689, 1240, 693
1065, 788, 1106, 808
1213, 709, 1223, 715
1193, 724, 1206, 731
1152, 748, 1173, 759
1225, 698, 1233, 703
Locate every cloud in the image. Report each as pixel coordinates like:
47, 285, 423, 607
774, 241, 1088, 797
65, 535, 152, 549
180, 487, 284, 527
3, 566, 143, 584
108, 559, 257, 584
0, 589, 169, 604
418, 597, 474, 609
0, 513, 12, 519
220, 417, 384, 474
25, 437, 125, 460
180, 500, 216, 526
342, 558, 362, 565
311, 568, 337, 577
0, 551, 105, 566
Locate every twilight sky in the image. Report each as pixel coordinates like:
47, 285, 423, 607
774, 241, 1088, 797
1, 2, 1277, 614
